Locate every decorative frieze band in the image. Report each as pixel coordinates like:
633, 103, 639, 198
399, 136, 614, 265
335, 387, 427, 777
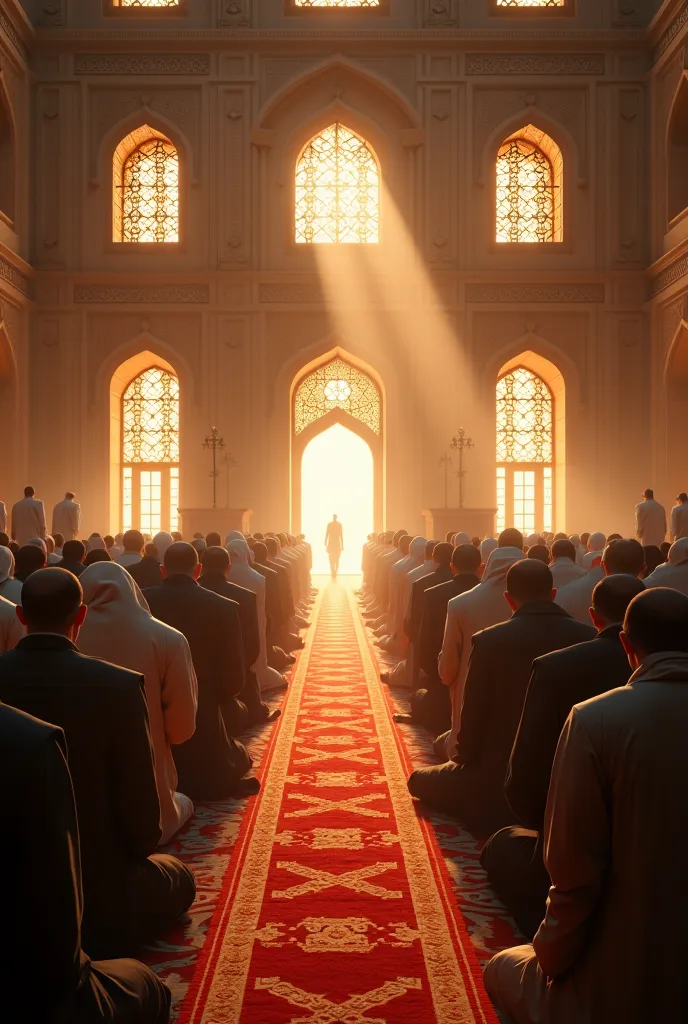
259, 284, 324, 304
466, 283, 605, 303
651, 253, 688, 297
74, 284, 209, 303
0, 255, 29, 297
466, 54, 605, 76
74, 54, 211, 76
653, 4, 688, 64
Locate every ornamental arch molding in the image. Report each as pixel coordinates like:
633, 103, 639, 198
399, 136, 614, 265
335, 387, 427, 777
664, 316, 688, 503
94, 106, 196, 189
667, 71, 688, 225
289, 347, 385, 534
479, 109, 582, 187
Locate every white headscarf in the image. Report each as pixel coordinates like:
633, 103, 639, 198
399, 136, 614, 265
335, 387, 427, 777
153, 532, 175, 563
88, 533, 106, 551
480, 537, 498, 562
27, 538, 47, 555
0, 547, 22, 604
225, 532, 285, 693
453, 532, 471, 546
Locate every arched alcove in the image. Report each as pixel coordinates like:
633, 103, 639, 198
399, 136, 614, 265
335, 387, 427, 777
0, 77, 16, 225
291, 350, 384, 535
0, 323, 17, 499
109, 350, 179, 534
668, 76, 688, 224
665, 323, 688, 502
112, 124, 179, 243
496, 349, 566, 533
496, 124, 563, 243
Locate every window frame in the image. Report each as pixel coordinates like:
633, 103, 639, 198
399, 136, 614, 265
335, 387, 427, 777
104, 0, 188, 17
488, 0, 575, 16
284, 0, 390, 16
110, 125, 186, 252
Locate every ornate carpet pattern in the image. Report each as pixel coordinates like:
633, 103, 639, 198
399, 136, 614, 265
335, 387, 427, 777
142, 578, 518, 1020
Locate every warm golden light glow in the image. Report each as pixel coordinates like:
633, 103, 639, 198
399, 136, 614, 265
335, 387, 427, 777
496, 367, 554, 534
114, 129, 179, 243
294, 358, 381, 435
118, 0, 180, 7
496, 126, 562, 243
496, 0, 564, 6
295, 0, 379, 6
295, 123, 380, 244
301, 424, 374, 574
122, 367, 180, 534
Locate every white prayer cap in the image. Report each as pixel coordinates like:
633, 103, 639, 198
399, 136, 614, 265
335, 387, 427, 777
525, 534, 541, 548
26, 537, 47, 555
453, 532, 471, 546
0, 545, 14, 584
152, 532, 174, 562
668, 538, 688, 566
569, 534, 581, 546
588, 532, 607, 552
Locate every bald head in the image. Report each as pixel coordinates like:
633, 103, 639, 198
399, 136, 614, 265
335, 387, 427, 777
603, 538, 645, 578
499, 528, 524, 551
506, 559, 554, 606
19, 567, 84, 634
432, 542, 453, 567
164, 542, 198, 576
591, 575, 645, 628
399, 535, 412, 555
623, 588, 688, 659
201, 545, 230, 575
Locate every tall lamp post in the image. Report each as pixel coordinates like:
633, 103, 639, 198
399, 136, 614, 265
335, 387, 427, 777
450, 427, 474, 509
202, 427, 226, 509
439, 452, 453, 509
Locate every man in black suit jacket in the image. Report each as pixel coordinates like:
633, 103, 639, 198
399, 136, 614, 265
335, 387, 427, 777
409, 559, 595, 836
0, 701, 171, 1022
481, 573, 645, 938
410, 544, 482, 734
199, 545, 278, 726
0, 568, 195, 961
145, 542, 257, 801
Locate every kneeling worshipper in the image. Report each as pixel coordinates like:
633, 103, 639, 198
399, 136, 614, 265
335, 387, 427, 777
0, 702, 172, 1023
556, 538, 645, 623
485, 588, 688, 1024
14, 541, 47, 580
58, 539, 87, 578
128, 542, 164, 590
548, 538, 586, 589
482, 573, 645, 939
434, 529, 526, 762
78, 561, 198, 844
412, 543, 482, 734
145, 542, 259, 799
226, 532, 287, 693
0, 590, 24, 650
643, 537, 688, 594
0, 544, 22, 603
377, 535, 427, 653
409, 559, 594, 835
200, 545, 278, 725
116, 529, 145, 568
0, 568, 195, 959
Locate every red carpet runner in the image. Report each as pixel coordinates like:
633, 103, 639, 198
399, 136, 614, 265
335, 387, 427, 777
179, 580, 498, 1024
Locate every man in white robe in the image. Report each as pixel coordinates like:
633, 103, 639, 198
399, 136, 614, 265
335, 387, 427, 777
52, 492, 81, 540
582, 531, 606, 570
643, 538, 688, 595
556, 538, 645, 623
0, 593, 24, 650
0, 500, 6, 535
378, 536, 426, 654
549, 538, 586, 589
437, 530, 525, 760
11, 487, 47, 547
671, 493, 688, 541
635, 488, 667, 547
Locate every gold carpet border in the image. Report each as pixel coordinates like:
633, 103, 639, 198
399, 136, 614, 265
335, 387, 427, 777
348, 588, 489, 1024
195, 589, 325, 1024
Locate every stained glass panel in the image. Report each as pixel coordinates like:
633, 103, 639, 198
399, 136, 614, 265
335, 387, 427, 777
295, 123, 379, 244
496, 138, 555, 243
120, 138, 179, 243
295, 0, 379, 5
122, 367, 180, 464
118, 1, 180, 7
497, 367, 553, 464
295, 358, 381, 435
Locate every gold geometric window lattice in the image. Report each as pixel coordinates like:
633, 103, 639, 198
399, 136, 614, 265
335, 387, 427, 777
496, 0, 564, 6
295, 123, 380, 244
294, 0, 379, 5
114, 127, 179, 243
496, 126, 563, 243
122, 366, 180, 464
117, 1, 180, 6
496, 367, 553, 464
294, 359, 381, 435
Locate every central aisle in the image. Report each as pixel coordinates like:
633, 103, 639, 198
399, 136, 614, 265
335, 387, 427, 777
178, 579, 497, 1024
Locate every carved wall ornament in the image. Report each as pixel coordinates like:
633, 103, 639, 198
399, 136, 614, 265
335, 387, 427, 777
0, 11, 28, 63
423, 0, 458, 27
654, 5, 688, 64
218, 0, 253, 26
0, 255, 29, 297
466, 55, 605, 76
74, 285, 210, 304
465, 283, 605, 303
651, 252, 688, 297
259, 284, 324, 304
75, 54, 211, 76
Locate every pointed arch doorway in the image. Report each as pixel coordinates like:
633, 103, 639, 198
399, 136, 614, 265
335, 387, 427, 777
291, 352, 384, 573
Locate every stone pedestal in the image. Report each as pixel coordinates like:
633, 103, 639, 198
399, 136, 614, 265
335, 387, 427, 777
422, 508, 497, 541
179, 508, 253, 539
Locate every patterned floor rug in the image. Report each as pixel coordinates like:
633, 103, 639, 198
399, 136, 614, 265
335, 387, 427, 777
142, 577, 519, 1021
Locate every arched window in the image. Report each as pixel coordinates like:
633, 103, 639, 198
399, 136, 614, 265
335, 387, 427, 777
114, 1, 180, 7
496, 125, 563, 243
295, 123, 380, 244
294, 357, 381, 434
113, 126, 179, 243
122, 366, 180, 534
496, 367, 554, 534
496, 1, 564, 6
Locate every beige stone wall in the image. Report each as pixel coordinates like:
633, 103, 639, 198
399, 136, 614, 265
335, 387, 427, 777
2, 0, 677, 538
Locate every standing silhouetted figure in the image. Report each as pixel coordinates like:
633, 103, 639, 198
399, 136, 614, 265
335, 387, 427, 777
325, 515, 344, 577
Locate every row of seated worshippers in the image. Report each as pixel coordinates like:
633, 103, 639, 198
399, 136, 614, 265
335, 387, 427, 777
358, 527, 688, 1024
0, 530, 314, 1022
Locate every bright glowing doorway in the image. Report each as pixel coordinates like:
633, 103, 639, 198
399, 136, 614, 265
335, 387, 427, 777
301, 423, 374, 574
